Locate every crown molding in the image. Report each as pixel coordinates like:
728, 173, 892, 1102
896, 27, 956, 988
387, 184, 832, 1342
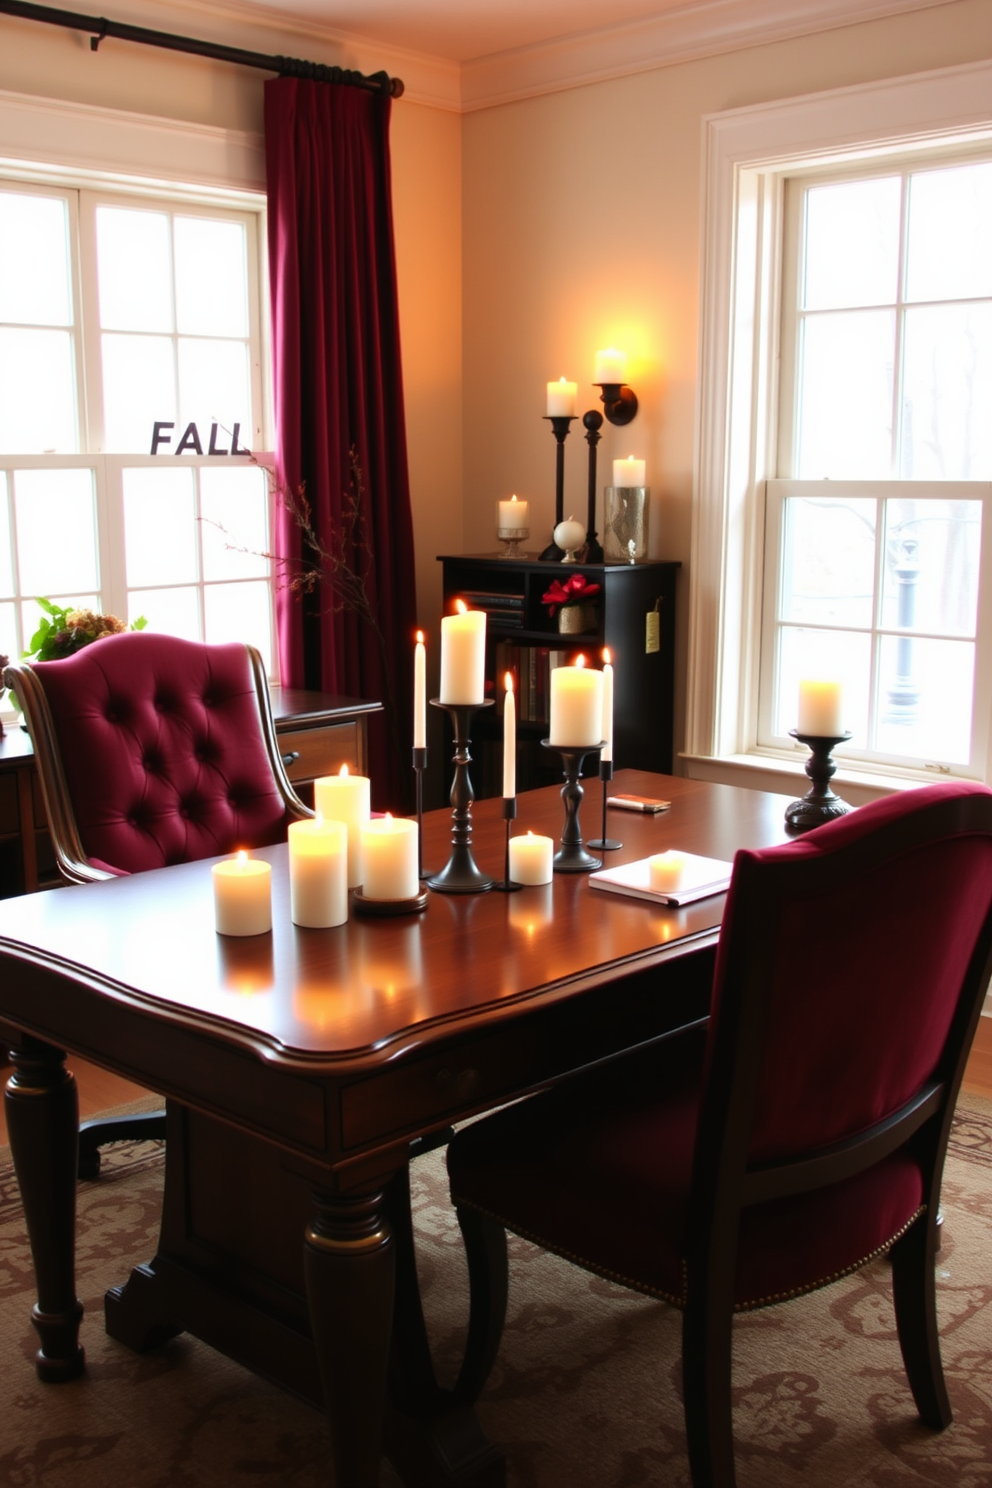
459, 0, 962, 113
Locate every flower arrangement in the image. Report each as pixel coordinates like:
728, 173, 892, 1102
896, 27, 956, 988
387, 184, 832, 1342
541, 572, 601, 617
22, 599, 146, 664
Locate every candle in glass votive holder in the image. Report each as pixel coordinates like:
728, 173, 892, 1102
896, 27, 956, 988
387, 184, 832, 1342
508, 831, 554, 886
649, 851, 685, 894
548, 657, 604, 747
213, 850, 272, 936
797, 679, 844, 736
315, 766, 371, 888
496, 493, 530, 535
288, 816, 348, 928
361, 815, 420, 901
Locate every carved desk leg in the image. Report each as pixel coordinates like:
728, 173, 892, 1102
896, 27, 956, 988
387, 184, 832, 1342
5, 1035, 85, 1382
305, 1186, 395, 1488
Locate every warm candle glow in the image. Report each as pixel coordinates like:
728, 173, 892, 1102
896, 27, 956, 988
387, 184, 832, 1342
288, 815, 348, 928
798, 679, 844, 736
508, 831, 554, 886
546, 376, 577, 416
548, 657, 603, 747
594, 347, 627, 383
361, 813, 420, 901
315, 767, 371, 888
503, 671, 516, 799
440, 602, 486, 704
213, 851, 272, 937
414, 630, 426, 750
601, 647, 614, 764
455, 598, 467, 614
650, 851, 686, 894
613, 455, 646, 487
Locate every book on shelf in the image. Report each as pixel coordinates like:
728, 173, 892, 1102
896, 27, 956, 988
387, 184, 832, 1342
589, 852, 734, 907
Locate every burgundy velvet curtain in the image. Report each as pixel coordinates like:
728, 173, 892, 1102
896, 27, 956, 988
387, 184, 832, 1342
265, 77, 416, 812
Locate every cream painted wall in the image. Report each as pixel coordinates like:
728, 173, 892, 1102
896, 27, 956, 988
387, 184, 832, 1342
461, 0, 992, 770
0, 7, 462, 652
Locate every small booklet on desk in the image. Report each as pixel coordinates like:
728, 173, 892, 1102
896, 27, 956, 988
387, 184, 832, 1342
589, 852, 734, 907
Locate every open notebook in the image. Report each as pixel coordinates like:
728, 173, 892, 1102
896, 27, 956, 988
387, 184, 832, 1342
589, 851, 734, 907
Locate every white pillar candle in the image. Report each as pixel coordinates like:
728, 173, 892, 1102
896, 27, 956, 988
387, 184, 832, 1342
546, 377, 577, 417
798, 679, 844, 736
414, 630, 426, 750
439, 601, 486, 705
649, 851, 686, 894
548, 657, 604, 747
503, 672, 516, 798
213, 851, 272, 936
508, 831, 554, 886
601, 647, 614, 763
613, 455, 646, 487
497, 494, 530, 532
314, 766, 371, 889
361, 815, 420, 901
288, 816, 348, 928
594, 348, 627, 383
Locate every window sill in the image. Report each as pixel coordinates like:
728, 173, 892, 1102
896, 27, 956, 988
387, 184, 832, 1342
680, 751, 969, 805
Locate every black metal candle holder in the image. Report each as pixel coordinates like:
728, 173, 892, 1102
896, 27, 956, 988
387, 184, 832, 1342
493, 796, 523, 892
582, 410, 605, 563
540, 413, 576, 561
412, 744, 428, 880
785, 730, 855, 832
588, 757, 621, 851
427, 699, 495, 893
540, 739, 603, 872
594, 381, 639, 427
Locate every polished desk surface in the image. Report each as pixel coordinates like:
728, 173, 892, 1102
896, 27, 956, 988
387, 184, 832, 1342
0, 771, 794, 1077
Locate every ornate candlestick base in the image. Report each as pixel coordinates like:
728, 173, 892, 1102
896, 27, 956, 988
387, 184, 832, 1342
588, 758, 622, 851
427, 700, 495, 893
497, 528, 528, 558
541, 739, 603, 872
493, 796, 523, 892
785, 730, 855, 832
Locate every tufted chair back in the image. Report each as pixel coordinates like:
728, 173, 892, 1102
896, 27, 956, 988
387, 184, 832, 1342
6, 632, 309, 883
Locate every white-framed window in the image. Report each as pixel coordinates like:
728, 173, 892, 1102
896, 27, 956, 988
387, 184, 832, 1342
0, 174, 274, 698
687, 59, 992, 795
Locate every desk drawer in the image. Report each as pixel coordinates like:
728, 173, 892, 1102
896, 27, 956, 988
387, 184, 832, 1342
278, 722, 360, 784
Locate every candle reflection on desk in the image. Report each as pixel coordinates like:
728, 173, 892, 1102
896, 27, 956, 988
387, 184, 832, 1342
508, 883, 554, 934
216, 933, 275, 995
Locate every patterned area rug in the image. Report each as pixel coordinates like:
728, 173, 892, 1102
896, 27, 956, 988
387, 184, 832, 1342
1, 1097, 990, 1488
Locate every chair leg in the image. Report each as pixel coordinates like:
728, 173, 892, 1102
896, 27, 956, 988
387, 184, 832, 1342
77, 1109, 167, 1179
890, 1211, 952, 1430
451, 1205, 509, 1408
682, 1290, 737, 1488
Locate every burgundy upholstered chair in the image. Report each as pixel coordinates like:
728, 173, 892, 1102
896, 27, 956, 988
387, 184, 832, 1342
446, 781, 992, 1488
4, 632, 310, 1174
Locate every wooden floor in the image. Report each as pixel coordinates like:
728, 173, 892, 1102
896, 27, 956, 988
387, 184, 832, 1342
2, 1017, 992, 1147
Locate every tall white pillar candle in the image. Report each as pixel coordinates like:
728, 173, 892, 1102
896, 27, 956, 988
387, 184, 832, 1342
798, 679, 844, 736
213, 851, 272, 936
439, 602, 486, 705
503, 672, 516, 798
314, 766, 371, 888
414, 630, 426, 750
546, 377, 577, 417
601, 648, 614, 763
361, 815, 420, 901
594, 348, 627, 383
508, 831, 554, 886
613, 456, 646, 487
288, 816, 348, 928
548, 658, 604, 747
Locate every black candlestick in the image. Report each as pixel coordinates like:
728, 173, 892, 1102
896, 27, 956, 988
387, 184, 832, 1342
427, 699, 495, 893
540, 739, 603, 872
588, 757, 621, 851
540, 414, 576, 561
785, 730, 854, 832
582, 410, 605, 563
412, 744, 429, 880
493, 796, 523, 892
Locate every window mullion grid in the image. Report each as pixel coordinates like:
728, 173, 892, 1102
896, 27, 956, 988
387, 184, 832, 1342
866, 493, 888, 753
890, 171, 912, 478
76, 193, 107, 454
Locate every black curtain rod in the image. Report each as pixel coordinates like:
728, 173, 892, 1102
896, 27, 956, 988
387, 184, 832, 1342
0, 0, 404, 96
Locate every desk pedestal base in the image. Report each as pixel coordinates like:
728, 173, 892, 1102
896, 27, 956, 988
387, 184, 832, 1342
103, 1104, 503, 1488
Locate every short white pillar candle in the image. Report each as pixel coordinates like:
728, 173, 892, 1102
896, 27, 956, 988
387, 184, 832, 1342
497, 494, 530, 533
439, 602, 487, 705
213, 851, 272, 936
546, 377, 577, 416
314, 766, 371, 889
548, 658, 604, 747
361, 815, 420, 901
508, 831, 554, 886
649, 851, 686, 894
288, 816, 348, 928
594, 348, 627, 384
797, 679, 844, 736
612, 455, 646, 487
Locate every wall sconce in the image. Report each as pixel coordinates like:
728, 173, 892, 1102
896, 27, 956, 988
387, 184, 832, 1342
540, 350, 640, 560
593, 347, 638, 427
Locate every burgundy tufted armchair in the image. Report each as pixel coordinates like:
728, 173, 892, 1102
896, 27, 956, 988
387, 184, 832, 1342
4, 632, 311, 1172
446, 781, 992, 1488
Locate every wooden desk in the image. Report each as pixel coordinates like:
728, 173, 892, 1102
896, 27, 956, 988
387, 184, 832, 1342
0, 770, 793, 1487
0, 690, 380, 896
